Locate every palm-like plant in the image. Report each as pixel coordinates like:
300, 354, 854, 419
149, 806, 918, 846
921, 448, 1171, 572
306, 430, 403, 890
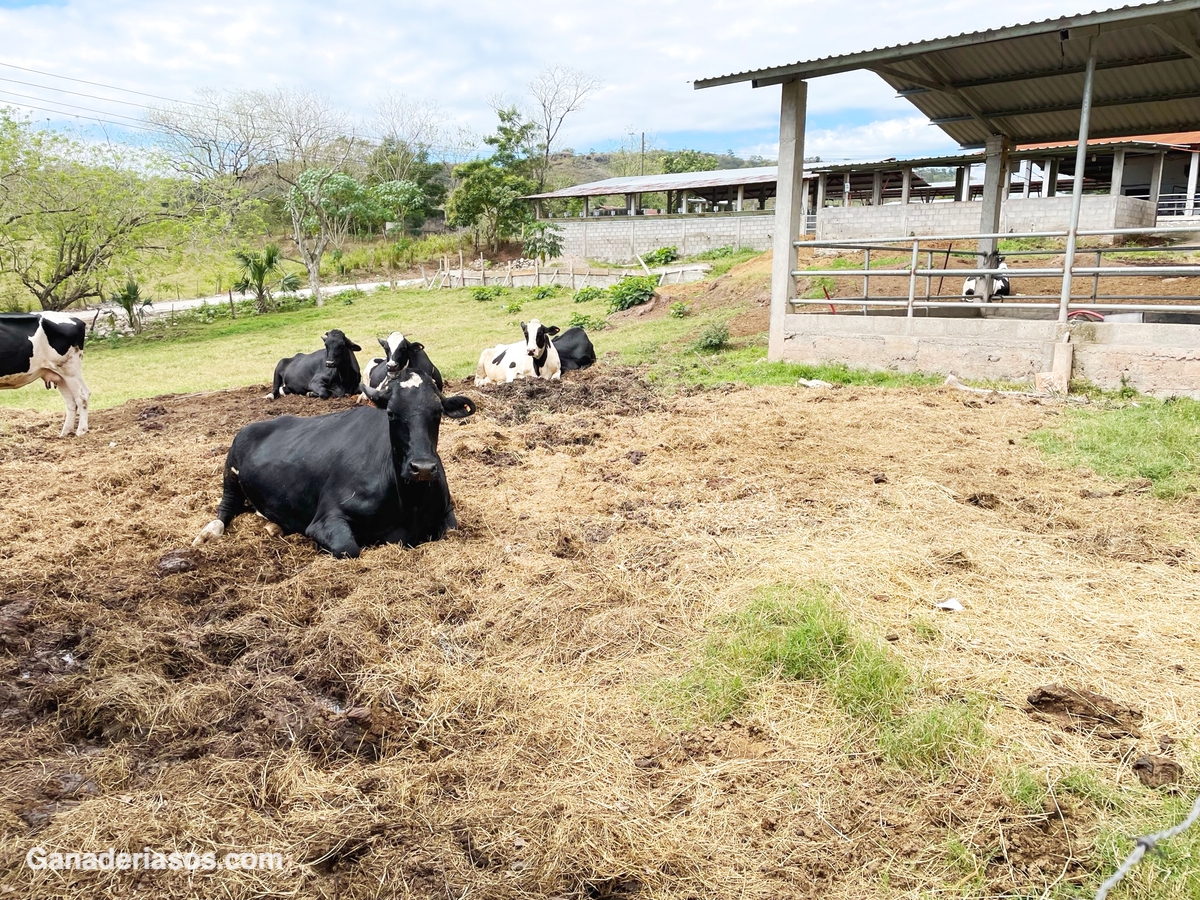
232, 243, 301, 314
110, 277, 152, 334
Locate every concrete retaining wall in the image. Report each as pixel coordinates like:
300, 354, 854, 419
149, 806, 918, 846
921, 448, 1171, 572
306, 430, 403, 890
548, 212, 773, 263
815, 195, 1157, 241
779, 313, 1200, 397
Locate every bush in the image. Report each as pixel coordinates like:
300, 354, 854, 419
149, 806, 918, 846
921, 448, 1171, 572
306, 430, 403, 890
643, 246, 678, 266
608, 275, 658, 313
338, 288, 366, 305
568, 312, 608, 331
502, 300, 523, 314
573, 285, 607, 303
669, 301, 690, 319
471, 285, 506, 302
691, 245, 737, 260
530, 285, 562, 300
694, 322, 729, 352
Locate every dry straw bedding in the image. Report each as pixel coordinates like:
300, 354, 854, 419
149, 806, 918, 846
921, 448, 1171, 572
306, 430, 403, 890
0, 367, 1198, 899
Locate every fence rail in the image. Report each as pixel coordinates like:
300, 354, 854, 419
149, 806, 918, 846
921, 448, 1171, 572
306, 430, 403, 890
791, 225, 1200, 320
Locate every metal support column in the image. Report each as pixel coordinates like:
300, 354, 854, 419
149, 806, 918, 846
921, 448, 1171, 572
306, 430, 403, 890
901, 166, 912, 205
1059, 35, 1098, 324
768, 78, 807, 360
736, 184, 744, 212
1187, 151, 1199, 216
872, 171, 882, 206
1047, 158, 1060, 197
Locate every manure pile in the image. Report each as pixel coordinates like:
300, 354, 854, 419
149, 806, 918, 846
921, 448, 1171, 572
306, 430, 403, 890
2, 368, 1199, 899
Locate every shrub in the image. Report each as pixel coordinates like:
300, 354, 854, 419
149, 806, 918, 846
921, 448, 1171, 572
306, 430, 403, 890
669, 301, 690, 319
643, 246, 678, 266
338, 288, 366, 305
692, 245, 738, 260
530, 285, 562, 300
694, 322, 729, 352
471, 285, 506, 302
573, 285, 607, 303
608, 275, 658, 313
502, 300, 524, 314
568, 312, 607, 331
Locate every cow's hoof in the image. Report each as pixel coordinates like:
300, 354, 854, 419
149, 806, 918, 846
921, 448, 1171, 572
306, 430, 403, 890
192, 520, 225, 547
263, 522, 284, 538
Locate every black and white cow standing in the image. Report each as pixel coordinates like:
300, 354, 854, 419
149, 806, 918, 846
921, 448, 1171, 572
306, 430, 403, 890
474, 319, 561, 386
360, 331, 443, 406
268, 329, 362, 399
194, 370, 476, 558
551, 326, 596, 371
963, 252, 1011, 302
0, 312, 90, 436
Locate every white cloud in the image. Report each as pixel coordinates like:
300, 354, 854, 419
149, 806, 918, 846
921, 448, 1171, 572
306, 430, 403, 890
0, 0, 1117, 155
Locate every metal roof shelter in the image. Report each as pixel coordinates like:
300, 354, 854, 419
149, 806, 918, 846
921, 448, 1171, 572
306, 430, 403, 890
525, 167, 778, 199
695, 0, 1200, 349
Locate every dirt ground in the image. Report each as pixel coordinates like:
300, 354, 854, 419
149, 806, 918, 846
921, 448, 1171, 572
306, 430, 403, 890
1, 369, 1198, 899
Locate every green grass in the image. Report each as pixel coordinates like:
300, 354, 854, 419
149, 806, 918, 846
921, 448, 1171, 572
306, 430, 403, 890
0, 284, 716, 414
653, 583, 990, 773
648, 343, 941, 390
682, 246, 761, 277
1028, 398, 1200, 498
1092, 788, 1200, 900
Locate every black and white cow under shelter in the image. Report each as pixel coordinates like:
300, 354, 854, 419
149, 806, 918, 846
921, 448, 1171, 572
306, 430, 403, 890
268, 329, 362, 399
0, 312, 90, 436
194, 369, 476, 558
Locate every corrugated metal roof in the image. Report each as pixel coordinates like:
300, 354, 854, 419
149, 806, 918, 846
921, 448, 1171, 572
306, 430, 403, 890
695, 0, 1200, 146
524, 166, 779, 199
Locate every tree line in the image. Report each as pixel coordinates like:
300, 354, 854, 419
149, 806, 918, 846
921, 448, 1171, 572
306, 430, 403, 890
0, 64, 762, 313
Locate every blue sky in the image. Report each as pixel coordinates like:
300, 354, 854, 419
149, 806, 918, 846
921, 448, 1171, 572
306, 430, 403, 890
0, 0, 1115, 162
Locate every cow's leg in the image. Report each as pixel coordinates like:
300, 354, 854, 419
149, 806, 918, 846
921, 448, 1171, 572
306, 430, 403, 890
193, 466, 248, 547
64, 374, 89, 435
305, 515, 361, 559
55, 381, 77, 438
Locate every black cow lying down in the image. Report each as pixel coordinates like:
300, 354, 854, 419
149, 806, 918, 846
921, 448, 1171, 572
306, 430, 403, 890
269, 329, 361, 399
195, 370, 475, 558
552, 326, 596, 371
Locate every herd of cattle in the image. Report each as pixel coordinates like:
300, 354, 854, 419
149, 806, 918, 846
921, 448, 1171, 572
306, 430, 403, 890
1, 312, 595, 559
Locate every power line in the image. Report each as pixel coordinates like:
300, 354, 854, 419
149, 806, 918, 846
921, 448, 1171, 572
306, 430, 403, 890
0, 98, 165, 136
0, 60, 203, 108
0, 74, 158, 111
0, 89, 157, 125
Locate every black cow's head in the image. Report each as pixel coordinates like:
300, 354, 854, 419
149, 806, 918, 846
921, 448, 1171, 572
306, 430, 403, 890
323, 329, 361, 369
521, 319, 560, 360
386, 370, 475, 482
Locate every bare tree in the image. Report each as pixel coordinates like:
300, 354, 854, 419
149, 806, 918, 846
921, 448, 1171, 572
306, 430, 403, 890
371, 92, 443, 182
527, 65, 601, 192
146, 89, 270, 183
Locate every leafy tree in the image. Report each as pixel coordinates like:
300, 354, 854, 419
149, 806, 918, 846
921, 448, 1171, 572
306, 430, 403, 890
484, 106, 537, 177
659, 149, 721, 174
232, 243, 300, 313
0, 114, 185, 311
446, 160, 533, 252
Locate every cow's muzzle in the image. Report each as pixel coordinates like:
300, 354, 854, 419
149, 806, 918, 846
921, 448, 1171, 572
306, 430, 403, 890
325, 360, 337, 368
406, 460, 438, 482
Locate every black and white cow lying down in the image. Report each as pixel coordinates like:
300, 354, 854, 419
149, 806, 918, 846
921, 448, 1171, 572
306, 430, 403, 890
0, 312, 90, 436
962, 253, 1011, 302
268, 329, 362, 399
360, 331, 443, 406
551, 326, 596, 371
194, 370, 476, 558
475, 319, 561, 386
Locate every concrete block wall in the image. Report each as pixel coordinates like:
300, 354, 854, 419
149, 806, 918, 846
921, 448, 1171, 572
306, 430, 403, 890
778, 313, 1200, 398
815, 195, 1157, 241
550, 212, 773, 263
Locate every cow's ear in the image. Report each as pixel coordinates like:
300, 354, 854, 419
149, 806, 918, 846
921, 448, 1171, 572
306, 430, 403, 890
378, 337, 389, 352
442, 395, 476, 420
350, 342, 362, 352
410, 342, 424, 352
546, 325, 560, 336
